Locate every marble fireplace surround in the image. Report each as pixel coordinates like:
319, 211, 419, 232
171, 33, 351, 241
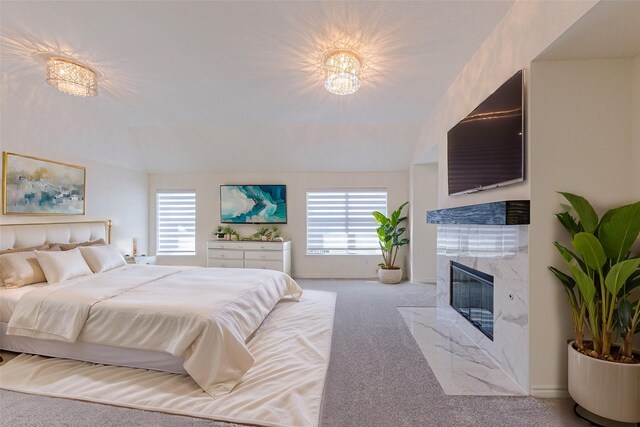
427, 201, 530, 393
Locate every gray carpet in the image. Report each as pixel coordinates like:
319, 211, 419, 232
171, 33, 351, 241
0, 279, 588, 427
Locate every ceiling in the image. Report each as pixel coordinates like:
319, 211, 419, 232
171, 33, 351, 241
1, 1, 513, 173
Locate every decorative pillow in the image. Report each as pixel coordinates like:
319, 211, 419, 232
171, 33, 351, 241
0, 247, 61, 289
36, 248, 93, 284
0, 244, 50, 255
57, 238, 107, 251
79, 245, 126, 273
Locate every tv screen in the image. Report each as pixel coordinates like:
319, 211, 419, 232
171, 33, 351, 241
220, 185, 287, 224
447, 70, 524, 196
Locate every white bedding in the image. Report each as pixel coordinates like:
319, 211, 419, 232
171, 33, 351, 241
0, 283, 48, 323
6, 265, 302, 397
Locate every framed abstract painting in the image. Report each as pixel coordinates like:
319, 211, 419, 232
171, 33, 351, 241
220, 185, 287, 224
2, 152, 86, 215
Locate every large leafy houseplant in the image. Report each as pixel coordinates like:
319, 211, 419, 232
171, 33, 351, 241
372, 201, 409, 270
549, 192, 640, 362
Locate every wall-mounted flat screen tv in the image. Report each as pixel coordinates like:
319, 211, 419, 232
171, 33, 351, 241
220, 185, 287, 224
447, 70, 525, 196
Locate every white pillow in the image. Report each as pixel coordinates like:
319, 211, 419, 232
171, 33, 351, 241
0, 250, 55, 288
36, 248, 93, 284
79, 245, 126, 273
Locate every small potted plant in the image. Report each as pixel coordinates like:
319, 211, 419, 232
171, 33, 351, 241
221, 225, 239, 241
213, 226, 225, 239
253, 226, 271, 241
549, 192, 640, 423
271, 226, 282, 241
372, 201, 409, 284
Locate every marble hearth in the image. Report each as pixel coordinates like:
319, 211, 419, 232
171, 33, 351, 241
427, 201, 530, 393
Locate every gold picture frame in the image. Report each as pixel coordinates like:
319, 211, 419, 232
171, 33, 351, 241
2, 152, 86, 215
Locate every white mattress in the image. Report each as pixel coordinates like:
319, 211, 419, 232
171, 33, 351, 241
0, 284, 48, 323
0, 284, 186, 374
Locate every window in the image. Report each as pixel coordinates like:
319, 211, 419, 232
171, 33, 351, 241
307, 190, 387, 255
156, 190, 196, 255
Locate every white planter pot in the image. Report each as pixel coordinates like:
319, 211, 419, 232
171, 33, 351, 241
567, 342, 640, 423
378, 268, 402, 284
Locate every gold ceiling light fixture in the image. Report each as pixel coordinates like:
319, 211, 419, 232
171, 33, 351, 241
322, 49, 362, 96
45, 57, 98, 97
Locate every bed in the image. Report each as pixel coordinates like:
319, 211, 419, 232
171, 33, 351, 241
0, 221, 302, 397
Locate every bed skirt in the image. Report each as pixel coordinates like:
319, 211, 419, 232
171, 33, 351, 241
0, 322, 186, 374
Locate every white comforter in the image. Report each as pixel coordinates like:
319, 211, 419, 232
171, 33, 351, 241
6, 265, 302, 397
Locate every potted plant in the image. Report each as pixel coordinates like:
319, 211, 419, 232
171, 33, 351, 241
372, 201, 409, 284
221, 225, 239, 241
271, 226, 282, 241
213, 226, 225, 239
253, 226, 271, 241
549, 192, 640, 423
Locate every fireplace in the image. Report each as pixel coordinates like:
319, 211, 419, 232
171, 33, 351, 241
450, 261, 494, 340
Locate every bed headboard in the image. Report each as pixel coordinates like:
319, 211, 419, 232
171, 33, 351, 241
0, 220, 111, 250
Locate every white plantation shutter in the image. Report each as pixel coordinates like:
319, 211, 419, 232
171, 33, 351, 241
307, 190, 387, 255
156, 190, 196, 255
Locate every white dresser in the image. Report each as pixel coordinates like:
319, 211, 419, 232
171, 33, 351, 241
206, 240, 291, 275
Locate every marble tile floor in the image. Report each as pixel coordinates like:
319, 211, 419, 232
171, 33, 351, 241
398, 306, 526, 396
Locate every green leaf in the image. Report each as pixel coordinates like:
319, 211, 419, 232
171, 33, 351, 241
597, 201, 640, 262
372, 211, 389, 225
554, 242, 589, 272
604, 258, 640, 297
555, 211, 583, 237
559, 192, 599, 234
549, 266, 576, 290
572, 232, 606, 271
617, 298, 634, 334
625, 270, 640, 295
568, 263, 596, 305
553, 242, 575, 263
395, 201, 408, 214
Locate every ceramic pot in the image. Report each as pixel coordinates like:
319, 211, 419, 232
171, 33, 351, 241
567, 342, 640, 423
378, 268, 402, 284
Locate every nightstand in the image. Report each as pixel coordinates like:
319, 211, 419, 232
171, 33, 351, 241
125, 255, 156, 265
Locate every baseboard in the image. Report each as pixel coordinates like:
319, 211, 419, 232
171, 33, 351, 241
410, 276, 437, 284
293, 275, 379, 280
530, 386, 570, 398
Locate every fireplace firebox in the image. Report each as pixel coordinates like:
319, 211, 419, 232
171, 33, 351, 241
450, 261, 494, 340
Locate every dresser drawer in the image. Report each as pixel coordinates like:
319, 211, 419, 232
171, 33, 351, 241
244, 260, 281, 270
207, 259, 244, 269
237, 242, 282, 251
244, 251, 283, 261
207, 249, 243, 260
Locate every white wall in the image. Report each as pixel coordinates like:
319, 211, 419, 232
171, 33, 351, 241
528, 58, 635, 396
413, 0, 597, 209
0, 145, 149, 255
633, 54, 640, 200
149, 171, 409, 278
409, 163, 438, 283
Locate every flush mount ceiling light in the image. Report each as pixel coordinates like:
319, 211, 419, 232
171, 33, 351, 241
45, 57, 98, 97
322, 49, 362, 96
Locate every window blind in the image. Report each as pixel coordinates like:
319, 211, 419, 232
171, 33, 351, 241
156, 190, 196, 255
306, 190, 387, 255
